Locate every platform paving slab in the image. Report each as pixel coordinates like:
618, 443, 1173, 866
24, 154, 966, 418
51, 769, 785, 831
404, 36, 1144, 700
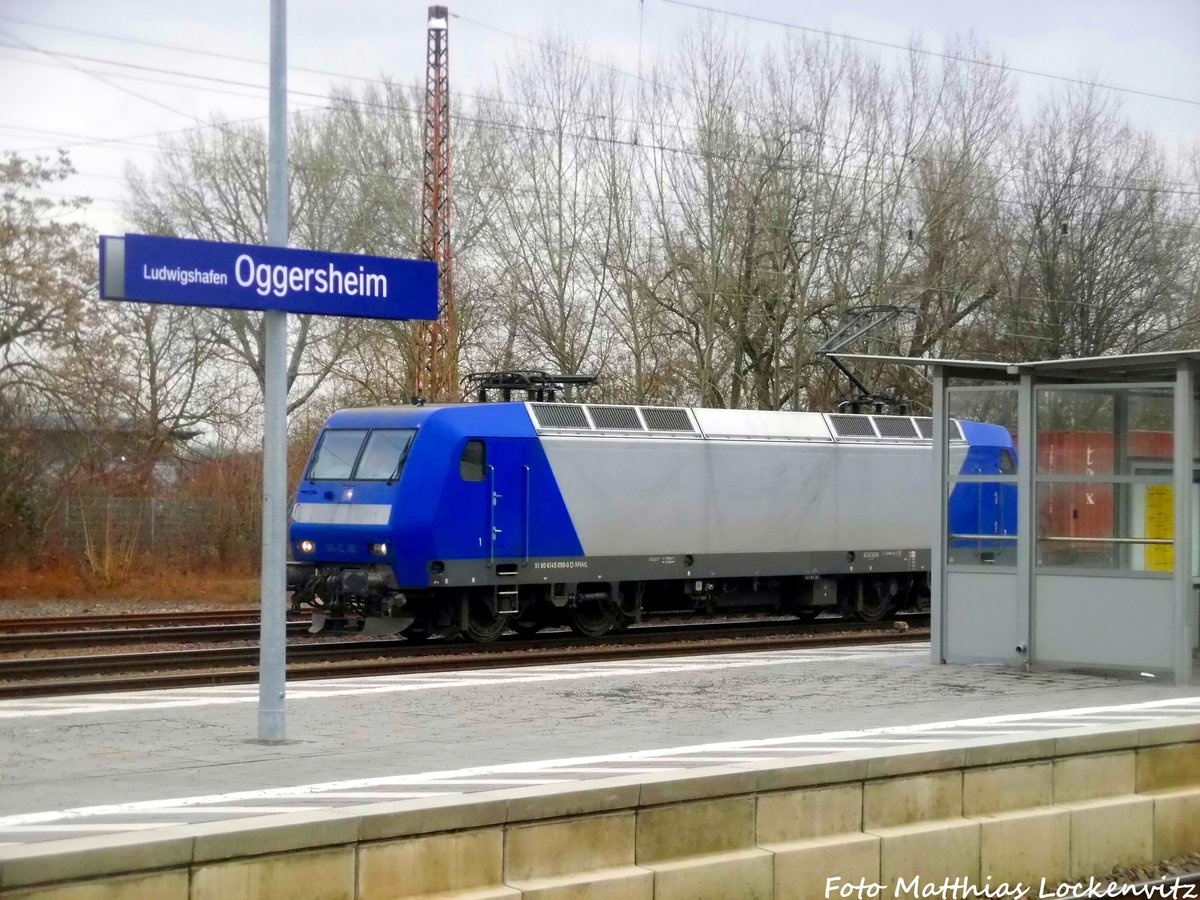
0, 643, 1198, 845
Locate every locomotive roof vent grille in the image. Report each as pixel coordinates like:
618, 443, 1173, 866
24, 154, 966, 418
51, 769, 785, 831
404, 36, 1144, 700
912, 417, 966, 441
530, 403, 591, 430
587, 405, 645, 431
873, 416, 921, 439
641, 407, 696, 432
829, 414, 878, 438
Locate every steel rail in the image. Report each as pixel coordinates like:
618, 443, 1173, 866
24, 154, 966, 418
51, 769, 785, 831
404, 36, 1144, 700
0, 610, 265, 632
0, 617, 924, 675
0, 622, 310, 650
0, 622, 928, 698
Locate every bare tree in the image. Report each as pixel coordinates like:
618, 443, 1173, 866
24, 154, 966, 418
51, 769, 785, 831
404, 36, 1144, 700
0, 153, 93, 391
125, 114, 357, 414
54, 301, 249, 490
639, 22, 756, 407
996, 88, 1192, 360
0, 153, 95, 556
479, 36, 617, 383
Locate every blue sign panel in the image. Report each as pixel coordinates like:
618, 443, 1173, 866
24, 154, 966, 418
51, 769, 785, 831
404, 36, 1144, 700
100, 233, 437, 320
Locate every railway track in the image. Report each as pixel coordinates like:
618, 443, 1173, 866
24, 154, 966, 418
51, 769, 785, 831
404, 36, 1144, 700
0, 609, 264, 632
0, 617, 929, 698
0, 621, 310, 650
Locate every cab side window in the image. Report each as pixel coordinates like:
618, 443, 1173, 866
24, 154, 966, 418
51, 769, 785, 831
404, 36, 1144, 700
460, 440, 486, 481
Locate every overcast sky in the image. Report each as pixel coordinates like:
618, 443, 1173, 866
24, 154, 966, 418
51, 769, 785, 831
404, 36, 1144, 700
2, 0, 1197, 234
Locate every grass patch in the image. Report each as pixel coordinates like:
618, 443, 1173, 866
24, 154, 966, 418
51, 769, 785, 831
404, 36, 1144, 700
0, 559, 259, 604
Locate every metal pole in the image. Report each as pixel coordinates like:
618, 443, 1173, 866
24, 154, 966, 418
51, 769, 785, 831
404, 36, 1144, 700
930, 365, 946, 665
1016, 372, 1034, 669
1172, 360, 1194, 684
258, 0, 288, 742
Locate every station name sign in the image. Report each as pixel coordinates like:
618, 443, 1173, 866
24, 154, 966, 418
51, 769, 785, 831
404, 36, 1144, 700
99, 233, 437, 320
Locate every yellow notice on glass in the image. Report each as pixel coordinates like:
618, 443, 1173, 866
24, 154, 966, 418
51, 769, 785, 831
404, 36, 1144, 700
1144, 484, 1173, 572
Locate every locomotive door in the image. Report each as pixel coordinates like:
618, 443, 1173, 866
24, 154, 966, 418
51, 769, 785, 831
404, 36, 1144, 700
988, 449, 1018, 543
487, 438, 528, 563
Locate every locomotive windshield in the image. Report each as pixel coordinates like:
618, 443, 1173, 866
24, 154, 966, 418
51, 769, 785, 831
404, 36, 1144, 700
355, 429, 417, 480
307, 428, 417, 481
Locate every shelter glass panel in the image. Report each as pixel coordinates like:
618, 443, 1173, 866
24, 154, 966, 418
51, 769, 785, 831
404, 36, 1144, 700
1036, 387, 1173, 477
1034, 385, 1176, 575
1035, 480, 1174, 573
945, 386, 1018, 569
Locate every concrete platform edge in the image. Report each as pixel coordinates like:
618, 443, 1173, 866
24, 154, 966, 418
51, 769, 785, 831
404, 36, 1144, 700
1, 716, 1198, 898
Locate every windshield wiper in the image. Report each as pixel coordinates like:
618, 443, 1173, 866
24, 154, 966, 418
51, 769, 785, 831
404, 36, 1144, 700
386, 454, 406, 485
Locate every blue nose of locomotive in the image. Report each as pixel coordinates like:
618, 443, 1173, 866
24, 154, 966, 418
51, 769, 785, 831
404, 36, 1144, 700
289, 420, 418, 566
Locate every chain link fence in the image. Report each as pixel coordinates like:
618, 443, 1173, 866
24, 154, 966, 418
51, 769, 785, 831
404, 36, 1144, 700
50, 497, 262, 573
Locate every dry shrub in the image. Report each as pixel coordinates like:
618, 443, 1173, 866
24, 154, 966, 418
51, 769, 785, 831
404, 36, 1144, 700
179, 453, 262, 568
2, 429, 322, 601
0, 558, 258, 603
78, 498, 141, 587
174, 433, 320, 569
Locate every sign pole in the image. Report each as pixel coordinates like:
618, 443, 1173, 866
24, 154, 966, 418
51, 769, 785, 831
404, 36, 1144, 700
96, 3, 433, 747
259, 0, 288, 742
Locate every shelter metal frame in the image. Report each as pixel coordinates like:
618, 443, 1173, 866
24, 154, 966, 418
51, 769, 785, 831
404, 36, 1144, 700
838, 350, 1200, 684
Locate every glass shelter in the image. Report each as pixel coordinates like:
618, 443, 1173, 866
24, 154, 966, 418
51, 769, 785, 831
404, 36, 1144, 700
838, 351, 1200, 683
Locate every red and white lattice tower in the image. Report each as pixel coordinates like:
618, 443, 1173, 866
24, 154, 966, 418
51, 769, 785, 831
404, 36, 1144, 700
414, 5, 456, 401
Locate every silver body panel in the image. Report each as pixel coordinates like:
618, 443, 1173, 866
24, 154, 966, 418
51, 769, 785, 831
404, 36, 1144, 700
531, 406, 959, 558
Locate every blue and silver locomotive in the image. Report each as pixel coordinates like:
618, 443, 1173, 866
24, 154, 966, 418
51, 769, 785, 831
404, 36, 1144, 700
288, 402, 1015, 640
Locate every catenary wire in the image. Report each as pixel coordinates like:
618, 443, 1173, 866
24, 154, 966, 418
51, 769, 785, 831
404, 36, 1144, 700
0, 28, 200, 123
2, 45, 1197, 214
0, 20, 1195, 197
656, 0, 1200, 108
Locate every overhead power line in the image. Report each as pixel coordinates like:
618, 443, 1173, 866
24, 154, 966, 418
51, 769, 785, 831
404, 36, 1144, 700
0, 14, 388, 85
2, 40, 1196, 204
3, 57, 1198, 233
657, 0, 1200, 108
0, 14, 657, 139
0, 28, 200, 122
2, 38, 1198, 238
448, 13, 1200, 194
2, 14, 1197, 197
449, 11, 690, 104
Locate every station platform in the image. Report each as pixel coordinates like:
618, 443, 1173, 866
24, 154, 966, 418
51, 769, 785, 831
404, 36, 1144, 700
2, 640, 1199, 846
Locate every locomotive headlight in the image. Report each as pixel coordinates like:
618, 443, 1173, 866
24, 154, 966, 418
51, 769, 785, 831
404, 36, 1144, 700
369, 542, 388, 556
298, 540, 316, 554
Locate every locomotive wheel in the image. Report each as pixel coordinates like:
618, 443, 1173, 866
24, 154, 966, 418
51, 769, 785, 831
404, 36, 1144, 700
464, 598, 507, 643
854, 577, 897, 623
792, 608, 821, 623
507, 600, 549, 636
401, 624, 430, 643
568, 596, 620, 637
610, 612, 635, 633
508, 617, 544, 637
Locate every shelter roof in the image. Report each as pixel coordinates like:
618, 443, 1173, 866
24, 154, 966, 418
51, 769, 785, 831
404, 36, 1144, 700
831, 350, 1200, 381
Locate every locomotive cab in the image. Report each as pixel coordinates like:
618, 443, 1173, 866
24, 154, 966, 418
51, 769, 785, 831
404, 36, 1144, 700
289, 416, 420, 633
288, 402, 576, 639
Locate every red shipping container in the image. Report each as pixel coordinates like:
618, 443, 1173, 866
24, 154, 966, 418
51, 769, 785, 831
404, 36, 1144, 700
1037, 431, 1172, 541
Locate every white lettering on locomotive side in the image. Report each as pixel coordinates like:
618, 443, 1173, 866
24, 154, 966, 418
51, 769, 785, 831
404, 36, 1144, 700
233, 254, 389, 300
532, 560, 589, 570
